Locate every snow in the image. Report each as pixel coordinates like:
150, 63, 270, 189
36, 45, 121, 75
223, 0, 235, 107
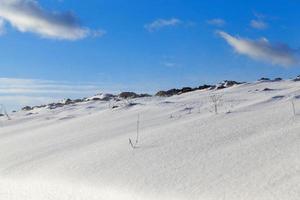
0, 80, 299, 200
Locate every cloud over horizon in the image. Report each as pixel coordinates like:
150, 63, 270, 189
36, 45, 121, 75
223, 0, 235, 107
217, 31, 299, 66
145, 18, 182, 32
0, 78, 103, 111
0, 0, 104, 40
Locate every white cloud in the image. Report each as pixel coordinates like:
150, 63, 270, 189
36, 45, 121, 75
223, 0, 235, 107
207, 18, 226, 27
217, 31, 299, 66
0, 0, 104, 40
145, 18, 182, 32
250, 20, 268, 30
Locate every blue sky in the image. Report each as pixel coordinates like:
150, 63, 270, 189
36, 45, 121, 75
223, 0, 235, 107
0, 0, 300, 110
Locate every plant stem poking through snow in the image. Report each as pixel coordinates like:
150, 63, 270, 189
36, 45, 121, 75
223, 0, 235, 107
0, 104, 11, 120
129, 114, 140, 149
136, 114, 140, 144
291, 99, 296, 117
210, 95, 223, 114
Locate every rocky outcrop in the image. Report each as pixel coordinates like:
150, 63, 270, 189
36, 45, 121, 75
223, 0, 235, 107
258, 77, 271, 82
118, 92, 151, 99
87, 93, 115, 101
156, 86, 209, 97
263, 88, 274, 91
47, 103, 64, 110
178, 87, 193, 94
139, 93, 152, 98
156, 81, 242, 97
155, 89, 181, 97
73, 99, 84, 103
273, 78, 282, 82
216, 80, 243, 90
22, 106, 33, 111
62, 99, 73, 105
119, 92, 139, 99
293, 75, 300, 82
198, 85, 214, 90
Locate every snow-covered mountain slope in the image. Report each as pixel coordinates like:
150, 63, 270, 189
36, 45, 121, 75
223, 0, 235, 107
0, 80, 299, 200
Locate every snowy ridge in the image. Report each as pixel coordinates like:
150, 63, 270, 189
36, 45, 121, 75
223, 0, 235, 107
0, 80, 299, 200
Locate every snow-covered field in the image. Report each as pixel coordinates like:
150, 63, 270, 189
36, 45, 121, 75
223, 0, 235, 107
0, 80, 299, 200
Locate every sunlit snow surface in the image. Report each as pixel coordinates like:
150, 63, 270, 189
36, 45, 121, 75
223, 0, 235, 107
0, 80, 299, 200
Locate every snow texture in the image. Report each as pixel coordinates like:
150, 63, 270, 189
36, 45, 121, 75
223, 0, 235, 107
0, 80, 299, 199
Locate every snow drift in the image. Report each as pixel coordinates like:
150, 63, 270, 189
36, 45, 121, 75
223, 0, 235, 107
0, 80, 299, 200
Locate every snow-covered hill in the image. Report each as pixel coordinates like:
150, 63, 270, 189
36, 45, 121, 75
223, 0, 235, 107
0, 80, 299, 200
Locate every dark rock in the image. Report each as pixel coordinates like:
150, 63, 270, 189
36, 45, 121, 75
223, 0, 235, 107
272, 95, 285, 99
180, 87, 193, 94
216, 85, 226, 90
222, 80, 242, 87
22, 106, 33, 111
126, 102, 140, 107
161, 101, 174, 104
102, 94, 115, 101
177, 87, 193, 95
64, 99, 73, 105
209, 85, 217, 90
91, 97, 102, 101
258, 77, 271, 82
139, 93, 152, 98
119, 92, 139, 99
155, 91, 169, 97
198, 85, 213, 90
273, 78, 282, 82
293, 75, 300, 81
47, 103, 64, 110
167, 89, 181, 96
90, 93, 115, 101
216, 80, 242, 90
74, 99, 84, 103
263, 88, 274, 91
155, 89, 180, 97
35, 105, 46, 109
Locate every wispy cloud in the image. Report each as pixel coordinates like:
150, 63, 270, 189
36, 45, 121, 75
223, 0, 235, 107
0, 78, 99, 94
0, 0, 105, 40
0, 78, 103, 110
217, 31, 299, 66
207, 18, 226, 27
250, 12, 269, 30
145, 18, 182, 32
250, 19, 268, 30
161, 62, 179, 68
